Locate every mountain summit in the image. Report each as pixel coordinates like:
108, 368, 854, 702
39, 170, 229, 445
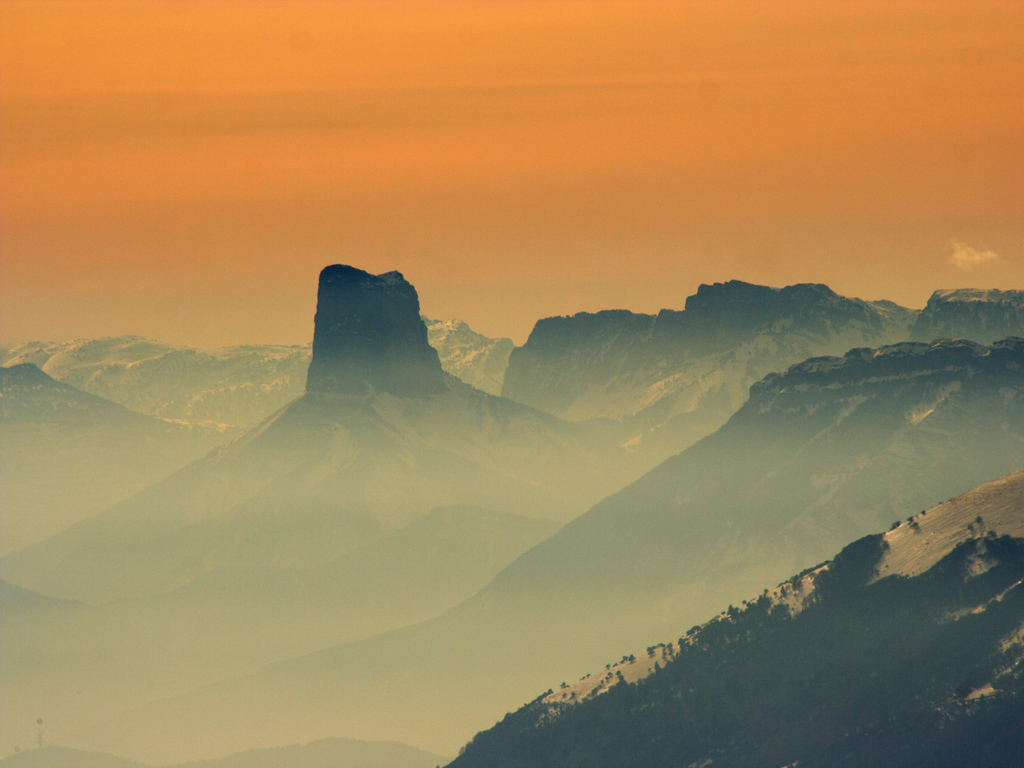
911, 288, 1024, 345
305, 266, 445, 397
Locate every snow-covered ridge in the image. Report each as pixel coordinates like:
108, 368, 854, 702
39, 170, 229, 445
930, 288, 1024, 304
754, 337, 1023, 395
542, 466, 1024, 710
878, 468, 1024, 579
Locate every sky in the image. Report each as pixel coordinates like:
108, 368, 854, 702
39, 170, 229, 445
2, 0, 1022, 347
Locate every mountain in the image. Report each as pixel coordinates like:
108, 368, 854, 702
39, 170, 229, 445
449, 469, 1024, 768
911, 288, 1024, 344
501, 281, 916, 458
0, 737, 446, 768
0, 365, 228, 555
491, 337, 1024, 614
0, 321, 510, 429
68, 338, 1024, 762
424, 318, 513, 396
0, 266, 641, 758
0, 266, 636, 604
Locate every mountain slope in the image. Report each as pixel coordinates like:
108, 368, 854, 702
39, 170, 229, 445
449, 469, 1024, 768
66, 338, 1024, 763
0, 338, 309, 430
0, 365, 228, 555
502, 281, 916, 458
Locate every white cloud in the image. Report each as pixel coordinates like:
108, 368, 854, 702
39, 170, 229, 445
949, 240, 999, 271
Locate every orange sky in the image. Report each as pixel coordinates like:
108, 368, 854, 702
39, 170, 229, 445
2, 0, 1022, 346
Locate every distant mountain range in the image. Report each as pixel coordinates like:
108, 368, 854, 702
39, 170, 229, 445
0, 317, 511, 430
910, 288, 1024, 344
502, 283, 1024, 459
450, 468, 1024, 768
3, 272, 1022, 763
62, 336, 1024, 763
423, 317, 513, 396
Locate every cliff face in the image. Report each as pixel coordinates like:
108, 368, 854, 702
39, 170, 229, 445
305, 266, 445, 397
911, 288, 1024, 344
501, 281, 916, 458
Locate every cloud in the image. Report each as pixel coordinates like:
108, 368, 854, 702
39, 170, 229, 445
949, 240, 999, 271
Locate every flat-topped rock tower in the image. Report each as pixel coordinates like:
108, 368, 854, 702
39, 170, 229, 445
305, 265, 445, 397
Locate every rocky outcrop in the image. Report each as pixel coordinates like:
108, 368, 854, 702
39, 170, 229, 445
305, 266, 445, 397
911, 288, 1024, 344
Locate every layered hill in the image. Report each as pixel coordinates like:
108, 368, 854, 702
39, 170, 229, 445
0, 737, 446, 768
67, 338, 1024, 763
0, 365, 228, 555
501, 281, 916, 457
0, 319, 510, 430
0, 338, 309, 430
0, 508, 555, 757
450, 469, 1024, 768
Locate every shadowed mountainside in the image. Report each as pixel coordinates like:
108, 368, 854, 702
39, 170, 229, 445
449, 469, 1024, 768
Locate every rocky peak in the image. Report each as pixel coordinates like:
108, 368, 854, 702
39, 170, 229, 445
911, 288, 1024, 344
305, 265, 445, 397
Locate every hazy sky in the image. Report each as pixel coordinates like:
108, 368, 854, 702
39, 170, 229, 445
2, 0, 1022, 346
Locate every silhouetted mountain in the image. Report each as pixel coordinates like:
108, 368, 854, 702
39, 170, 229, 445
0, 265, 636, 603
911, 288, 1024, 344
502, 281, 915, 458
306, 266, 446, 397
0, 365, 227, 555
74, 339, 1024, 762
450, 469, 1024, 768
